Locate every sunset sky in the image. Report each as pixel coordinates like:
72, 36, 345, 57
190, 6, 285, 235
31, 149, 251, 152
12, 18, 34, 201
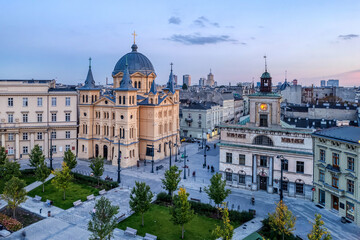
0, 0, 359, 86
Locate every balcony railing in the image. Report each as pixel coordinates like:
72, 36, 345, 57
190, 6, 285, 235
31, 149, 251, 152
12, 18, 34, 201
185, 118, 193, 123
326, 164, 341, 173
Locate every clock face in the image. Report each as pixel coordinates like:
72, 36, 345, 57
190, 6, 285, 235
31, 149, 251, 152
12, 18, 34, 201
260, 103, 268, 111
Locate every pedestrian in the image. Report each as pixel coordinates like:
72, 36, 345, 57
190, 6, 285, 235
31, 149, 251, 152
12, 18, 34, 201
207, 165, 210, 172
214, 143, 216, 149
200, 187, 202, 193
21, 230, 26, 240
92, 208, 96, 217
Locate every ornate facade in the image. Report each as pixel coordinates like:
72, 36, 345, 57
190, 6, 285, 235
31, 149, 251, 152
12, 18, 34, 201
77, 43, 180, 167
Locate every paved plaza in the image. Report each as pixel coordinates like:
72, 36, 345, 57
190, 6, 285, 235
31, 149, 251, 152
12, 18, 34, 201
3, 138, 360, 239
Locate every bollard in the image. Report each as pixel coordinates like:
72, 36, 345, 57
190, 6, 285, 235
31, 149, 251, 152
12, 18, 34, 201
48, 211, 51, 217
40, 208, 42, 214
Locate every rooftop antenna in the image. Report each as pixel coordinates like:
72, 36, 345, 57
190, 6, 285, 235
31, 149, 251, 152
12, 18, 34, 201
89, 57, 92, 69
264, 55, 267, 72
132, 31, 137, 44
170, 62, 173, 72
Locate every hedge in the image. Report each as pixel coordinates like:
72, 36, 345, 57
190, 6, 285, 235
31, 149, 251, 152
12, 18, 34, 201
0, 213, 22, 232
71, 172, 119, 190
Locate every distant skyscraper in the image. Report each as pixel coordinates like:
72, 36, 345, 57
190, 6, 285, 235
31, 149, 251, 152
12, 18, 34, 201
173, 74, 178, 86
320, 80, 326, 87
327, 79, 339, 87
206, 69, 215, 86
183, 74, 191, 86
199, 77, 205, 87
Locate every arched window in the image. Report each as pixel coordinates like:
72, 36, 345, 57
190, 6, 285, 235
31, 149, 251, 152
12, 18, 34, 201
95, 95, 97, 101
119, 96, 122, 104
135, 82, 137, 88
138, 81, 141, 89
82, 95, 85, 103
92, 95, 94, 103
252, 135, 273, 146
123, 96, 125, 105
150, 98, 153, 104
86, 95, 88, 103
132, 96, 135, 105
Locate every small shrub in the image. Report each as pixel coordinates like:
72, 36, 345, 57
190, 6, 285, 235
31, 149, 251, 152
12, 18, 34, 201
71, 172, 119, 190
0, 213, 22, 232
156, 192, 172, 204
189, 201, 216, 216
229, 210, 254, 223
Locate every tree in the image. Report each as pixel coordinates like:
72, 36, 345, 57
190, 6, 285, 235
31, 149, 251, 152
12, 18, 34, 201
182, 83, 188, 90
2, 177, 27, 219
205, 173, 231, 214
3, 159, 21, 181
129, 181, 154, 227
170, 187, 194, 239
35, 161, 51, 192
268, 200, 296, 240
63, 149, 77, 170
307, 214, 332, 240
89, 157, 104, 186
161, 165, 182, 197
29, 144, 45, 168
0, 146, 7, 166
51, 162, 73, 200
88, 196, 119, 240
213, 202, 234, 240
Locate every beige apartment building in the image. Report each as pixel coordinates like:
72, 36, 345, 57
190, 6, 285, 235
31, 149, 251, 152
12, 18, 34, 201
313, 126, 360, 225
77, 42, 180, 167
0, 80, 78, 160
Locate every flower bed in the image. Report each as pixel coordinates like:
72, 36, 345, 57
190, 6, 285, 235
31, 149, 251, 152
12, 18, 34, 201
0, 213, 22, 232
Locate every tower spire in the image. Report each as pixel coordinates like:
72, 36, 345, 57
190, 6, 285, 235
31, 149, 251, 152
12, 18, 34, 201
264, 55, 267, 72
285, 70, 287, 81
89, 57, 92, 69
170, 62, 173, 72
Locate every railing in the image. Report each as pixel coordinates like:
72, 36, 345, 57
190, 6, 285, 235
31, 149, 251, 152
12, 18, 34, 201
326, 164, 341, 173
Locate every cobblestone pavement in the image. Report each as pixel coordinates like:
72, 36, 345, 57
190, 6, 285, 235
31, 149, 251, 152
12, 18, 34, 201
8, 138, 360, 239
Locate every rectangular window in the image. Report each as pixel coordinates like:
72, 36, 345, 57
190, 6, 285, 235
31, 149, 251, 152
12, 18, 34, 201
8, 114, 13, 123
347, 157, 355, 171
51, 97, 57, 106
259, 114, 268, 127
51, 131, 56, 139
65, 97, 70, 106
39, 146, 43, 152
319, 189, 325, 205
295, 183, 304, 194
320, 149, 326, 162
22, 146, 28, 154
8, 133, 14, 141
37, 132, 43, 140
319, 170, 325, 182
23, 97, 28, 107
198, 122, 201, 128
37, 97, 42, 106
37, 113, 43, 122
282, 181, 288, 192
332, 153, 339, 167
282, 160, 288, 171
260, 156, 267, 167
296, 161, 304, 173
65, 145, 70, 152
51, 145, 56, 153
347, 180, 354, 194
23, 132, 28, 140
8, 98, 13, 107
65, 131, 70, 139
226, 172, 232, 181
239, 175, 245, 184
22, 113, 28, 123
7, 147, 14, 155
65, 113, 70, 122
51, 113, 57, 122
226, 152, 232, 163
198, 114, 201, 120
239, 154, 246, 165
332, 176, 339, 188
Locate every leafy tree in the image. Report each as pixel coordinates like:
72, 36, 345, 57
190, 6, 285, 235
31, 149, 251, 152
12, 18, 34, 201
63, 149, 77, 170
205, 173, 231, 215
51, 162, 73, 200
88, 196, 119, 240
3, 159, 21, 181
268, 200, 296, 240
308, 214, 332, 240
213, 202, 234, 240
29, 144, 45, 168
2, 177, 27, 218
0, 146, 7, 166
35, 161, 51, 192
129, 181, 154, 226
170, 187, 194, 239
161, 165, 182, 197
182, 83, 188, 90
90, 157, 104, 186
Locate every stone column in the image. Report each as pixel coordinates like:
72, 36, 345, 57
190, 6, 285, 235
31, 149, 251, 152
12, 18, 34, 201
251, 154, 258, 190
44, 132, 48, 157
267, 156, 274, 193
15, 133, 20, 160
30, 133, 35, 150
1, 133, 5, 147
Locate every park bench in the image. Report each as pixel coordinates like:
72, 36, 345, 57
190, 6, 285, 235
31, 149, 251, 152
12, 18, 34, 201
124, 227, 137, 236
73, 200, 83, 207
144, 233, 157, 240
116, 213, 126, 223
190, 198, 201, 202
33, 195, 42, 202
156, 165, 164, 171
87, 194, 95, 201
99, 189, 107, 195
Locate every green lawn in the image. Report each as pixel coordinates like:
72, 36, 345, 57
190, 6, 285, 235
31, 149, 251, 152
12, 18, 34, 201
27, 180, 100, 209
118, 204, 230, 240
0, 173, 37, 193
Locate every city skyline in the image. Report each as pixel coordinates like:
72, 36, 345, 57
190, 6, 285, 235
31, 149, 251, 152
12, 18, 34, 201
0, 0, 359, 86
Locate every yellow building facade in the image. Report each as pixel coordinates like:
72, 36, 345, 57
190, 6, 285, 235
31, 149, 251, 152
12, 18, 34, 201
78, 43, 180, 167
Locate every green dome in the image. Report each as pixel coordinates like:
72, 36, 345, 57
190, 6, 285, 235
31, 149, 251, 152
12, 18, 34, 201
261, 71, 271, 78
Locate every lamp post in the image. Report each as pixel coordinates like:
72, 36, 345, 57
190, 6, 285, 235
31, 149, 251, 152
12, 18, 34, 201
167, 140, 172, 169
151, 144, 154, 173
49, 133, 53, 170
175, 134, 178, 162
277, 155, 288, 202
183, 146, 187, 179
203, 131, 207, 168
117, 137, 121, 183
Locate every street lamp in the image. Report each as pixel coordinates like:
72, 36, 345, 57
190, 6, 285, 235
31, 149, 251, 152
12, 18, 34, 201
49, 132, 53, 170
117, 136, 122, 183
203, 130, 207, 168
182, 147, 187, 179
151, 144, 154, 173
166, 140, 172, 169
277, 155, 288, 202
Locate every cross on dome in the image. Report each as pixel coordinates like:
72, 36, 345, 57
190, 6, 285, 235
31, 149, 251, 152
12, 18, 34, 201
132, 31, 137, 44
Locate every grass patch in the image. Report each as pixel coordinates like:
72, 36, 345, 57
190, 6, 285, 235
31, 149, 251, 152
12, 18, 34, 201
118, 204, 234, 240
27, 180, 99, 209
0, 170, 37, 193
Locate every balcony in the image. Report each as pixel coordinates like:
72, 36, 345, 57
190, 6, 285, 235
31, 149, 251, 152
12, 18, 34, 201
326, 164, 341, 173
185, 118, 193, 123
323, 183, 345, 197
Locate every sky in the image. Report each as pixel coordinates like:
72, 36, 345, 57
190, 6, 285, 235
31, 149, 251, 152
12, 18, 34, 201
0, 0, 359, 87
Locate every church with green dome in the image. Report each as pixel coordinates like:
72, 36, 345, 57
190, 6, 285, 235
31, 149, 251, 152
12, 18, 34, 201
77, 40, 180, 168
